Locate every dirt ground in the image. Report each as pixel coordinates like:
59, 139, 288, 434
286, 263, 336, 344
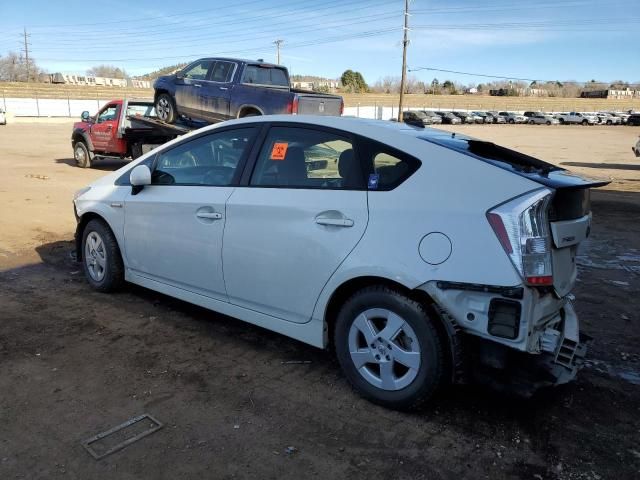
1, 122, 639, 479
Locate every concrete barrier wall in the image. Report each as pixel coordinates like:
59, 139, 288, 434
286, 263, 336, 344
2, 98, 110, 117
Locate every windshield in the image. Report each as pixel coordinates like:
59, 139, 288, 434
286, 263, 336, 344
242, 65, 289, 87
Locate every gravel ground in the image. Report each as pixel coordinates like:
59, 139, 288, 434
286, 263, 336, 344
1, 122, 639, 479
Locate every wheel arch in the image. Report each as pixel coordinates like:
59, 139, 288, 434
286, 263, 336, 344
237, 105, 264, 118
72, 128, 94, 151
322, 275, 458, 383
75, 211, 122, 263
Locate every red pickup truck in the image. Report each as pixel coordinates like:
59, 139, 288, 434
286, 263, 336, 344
71, 98, 186, 168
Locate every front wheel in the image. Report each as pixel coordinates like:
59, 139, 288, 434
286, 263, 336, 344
73, 141, 92, 168
155, 93, 177, 124
528, 120, 535, 125
334, 286, 443, 410
82, 219, 124, 292
582, 119, 588, 125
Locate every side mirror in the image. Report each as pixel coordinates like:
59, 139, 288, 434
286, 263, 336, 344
175, 71, 184, 80
130, 165, 151, 194
81, 111, 91, 121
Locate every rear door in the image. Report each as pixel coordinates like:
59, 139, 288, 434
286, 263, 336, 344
222, 124, 369, 323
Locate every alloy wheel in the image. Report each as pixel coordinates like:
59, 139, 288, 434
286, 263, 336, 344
348, 308, 421, 391
85, 231, 107, 282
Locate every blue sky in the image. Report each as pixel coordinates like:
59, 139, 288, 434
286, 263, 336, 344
1, 0, 639, 85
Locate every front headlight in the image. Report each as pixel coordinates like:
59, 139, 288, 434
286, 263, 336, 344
73, 186, 91, 201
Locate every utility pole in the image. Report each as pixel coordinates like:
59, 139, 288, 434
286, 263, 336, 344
397, 0, 410, 122
273, 39, 284, 65
22, 27, 31, 82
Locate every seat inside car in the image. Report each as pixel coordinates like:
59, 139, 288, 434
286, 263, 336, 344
338, 149, 362, 188
275, 146, 308, 186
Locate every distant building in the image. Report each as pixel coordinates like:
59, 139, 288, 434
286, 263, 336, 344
580, 88, 639, 99
292, 80, 339, 92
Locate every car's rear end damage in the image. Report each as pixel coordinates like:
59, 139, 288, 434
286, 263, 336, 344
415, 133, 608, 395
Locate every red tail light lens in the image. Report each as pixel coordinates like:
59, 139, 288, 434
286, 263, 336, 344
487, 189, 554, 287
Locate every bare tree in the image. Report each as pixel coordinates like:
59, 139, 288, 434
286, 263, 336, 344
0, 51, 41, 82
87, 65, 128, 79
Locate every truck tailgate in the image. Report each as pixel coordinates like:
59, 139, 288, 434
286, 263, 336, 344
296, 94, 342, 116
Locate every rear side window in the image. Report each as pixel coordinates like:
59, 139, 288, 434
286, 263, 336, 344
242, 65, 289, 87
250, 126, 365, 189
357, 138, 421, 191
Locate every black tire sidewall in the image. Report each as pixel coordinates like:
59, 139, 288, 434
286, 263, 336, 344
82, 219, 124, 292
334, 288, 443, 410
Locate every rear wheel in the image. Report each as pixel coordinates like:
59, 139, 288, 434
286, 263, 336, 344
73, 141, 92, 168
546, 121, 551, 125
82, 219, 124, 292
509, 118, 515, 124
155, 93, 177, 124
528, 119, 535, 125
582, 119, 588, 125
334, 286, 443, 410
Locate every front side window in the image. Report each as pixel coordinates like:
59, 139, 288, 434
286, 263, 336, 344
152, 127, 257, 186
97, 105, 118, 123
250, 127, 364, 189
210, 61, 234, 82
182, 60, 212, 80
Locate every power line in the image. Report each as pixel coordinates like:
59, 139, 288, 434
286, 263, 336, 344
407, 66, 640, 86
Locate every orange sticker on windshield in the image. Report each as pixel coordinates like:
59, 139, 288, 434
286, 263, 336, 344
270, 142, 288, 160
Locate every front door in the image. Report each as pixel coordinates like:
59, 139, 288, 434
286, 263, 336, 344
123, 126, 259, 301
91, 103, 119, 153
223, 125, 369, 324
198, 60, 235, 122
174, 59, 213, 118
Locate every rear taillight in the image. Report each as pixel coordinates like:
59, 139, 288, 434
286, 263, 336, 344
288, 95, 299, 114
487, 189, 553, 286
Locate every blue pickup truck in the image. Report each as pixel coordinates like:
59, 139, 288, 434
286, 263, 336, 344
153, 57, 344, 124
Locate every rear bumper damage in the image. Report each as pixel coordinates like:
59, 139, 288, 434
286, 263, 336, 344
423, 281, 588, 396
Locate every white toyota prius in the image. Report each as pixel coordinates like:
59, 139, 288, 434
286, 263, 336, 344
73, 115, 607, 409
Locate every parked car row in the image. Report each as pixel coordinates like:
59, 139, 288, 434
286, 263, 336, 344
400, 109, 640, 127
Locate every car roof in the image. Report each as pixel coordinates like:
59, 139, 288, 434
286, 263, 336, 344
197, 115, 461, 148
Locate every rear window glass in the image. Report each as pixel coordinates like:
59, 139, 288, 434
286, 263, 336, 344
242, 65, 289, 87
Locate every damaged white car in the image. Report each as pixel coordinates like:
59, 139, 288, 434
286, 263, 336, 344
73, 116, 607, 409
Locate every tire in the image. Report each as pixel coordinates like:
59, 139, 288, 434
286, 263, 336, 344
546, 121, 551, 125
559, 118, 565, 124
509, 119, 515, 124
528, 120, 535, 125
241, 111, 260, 118
81, 219, 124, 292
73, 141, 92, 168
334, 285, 444, 410
155, 93, 177, 124
582, 119, 588, 125
606, 120, 612, 125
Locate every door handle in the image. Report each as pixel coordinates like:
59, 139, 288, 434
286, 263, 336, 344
219, 87, 228, 91
315, 217, 354, 227
193, 83, 202, 88
196, 212, 223, 220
